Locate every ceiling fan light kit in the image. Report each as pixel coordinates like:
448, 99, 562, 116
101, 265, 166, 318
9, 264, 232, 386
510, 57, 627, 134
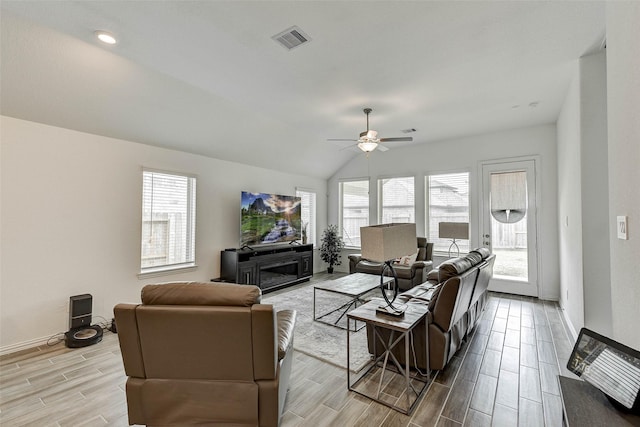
328, 107, 413, 154
357, 141, 378, 153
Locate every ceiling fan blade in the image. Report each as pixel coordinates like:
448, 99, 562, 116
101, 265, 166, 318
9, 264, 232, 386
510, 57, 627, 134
327, 138, 357, 142
336, 143, 363, 152
379, 137, 413, 142
377, 144, 390, 152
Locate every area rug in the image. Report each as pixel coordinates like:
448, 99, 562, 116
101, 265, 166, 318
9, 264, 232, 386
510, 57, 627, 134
262, 282, 379, 372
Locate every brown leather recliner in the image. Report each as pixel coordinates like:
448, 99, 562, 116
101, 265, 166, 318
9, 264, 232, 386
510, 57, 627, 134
348, 237, 434, 291
114, 282, 296, 427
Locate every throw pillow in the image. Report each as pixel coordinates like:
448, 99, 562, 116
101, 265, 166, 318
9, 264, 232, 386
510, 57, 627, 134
394, 251, 418, 266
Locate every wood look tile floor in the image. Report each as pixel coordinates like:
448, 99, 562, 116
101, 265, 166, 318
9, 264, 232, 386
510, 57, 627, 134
0, 287, 577, 426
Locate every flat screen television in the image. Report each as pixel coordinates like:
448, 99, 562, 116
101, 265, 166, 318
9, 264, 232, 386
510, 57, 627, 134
240, 191, 302, 247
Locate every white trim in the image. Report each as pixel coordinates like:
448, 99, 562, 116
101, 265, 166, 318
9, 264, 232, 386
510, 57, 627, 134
141, 166, 198, 179
562, 307, 579, 343
137, 264, 198, 279
0, 334, 56, 357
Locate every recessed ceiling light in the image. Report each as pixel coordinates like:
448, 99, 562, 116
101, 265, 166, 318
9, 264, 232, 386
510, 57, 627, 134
95, 30, 117, 45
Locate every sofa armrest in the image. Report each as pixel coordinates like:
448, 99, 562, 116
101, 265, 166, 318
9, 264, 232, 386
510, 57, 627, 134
276, 310, 297, 361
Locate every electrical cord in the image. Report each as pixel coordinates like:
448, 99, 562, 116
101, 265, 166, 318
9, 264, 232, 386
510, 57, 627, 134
47, 332, 65, 347
92, 315, 116, 332
409, 330, 430, 377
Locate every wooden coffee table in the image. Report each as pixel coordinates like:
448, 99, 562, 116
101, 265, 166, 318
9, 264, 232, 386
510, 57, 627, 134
313, 273, 392, 331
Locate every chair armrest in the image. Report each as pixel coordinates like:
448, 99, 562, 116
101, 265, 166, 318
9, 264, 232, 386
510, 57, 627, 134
410, 260, 433, 280
411, 261, 427, 270
276, 310, 297, 360
348, 253, 362, 262
348, 254, 363, 274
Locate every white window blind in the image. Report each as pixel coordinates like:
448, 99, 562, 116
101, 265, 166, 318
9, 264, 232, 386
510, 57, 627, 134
296, 188, 316, 246
379, 176, 415, 224
340, 180, 369, 247
141, 169, 196, 273
427, 172, 470, 254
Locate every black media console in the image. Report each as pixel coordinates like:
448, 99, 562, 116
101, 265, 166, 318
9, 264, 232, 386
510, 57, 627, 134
220, 244, 313, 292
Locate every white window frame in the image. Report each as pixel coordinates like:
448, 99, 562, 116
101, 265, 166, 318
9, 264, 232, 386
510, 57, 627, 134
339, 178, 370, 248
378, 176, 416, 224
296, 187, 316, 246
139, 168, 197, 277
425, 170, 470, 256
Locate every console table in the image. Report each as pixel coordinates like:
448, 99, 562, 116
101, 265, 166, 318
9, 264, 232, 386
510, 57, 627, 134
347, 300, 430, 415
220, 244, 313, 292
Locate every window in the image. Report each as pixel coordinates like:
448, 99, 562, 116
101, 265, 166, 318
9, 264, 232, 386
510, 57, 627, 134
141, 169, 196, 273
296, 188, 316, 246
339, 179, 369, 247
426, 172, 470, 254
379, 176, 415, 224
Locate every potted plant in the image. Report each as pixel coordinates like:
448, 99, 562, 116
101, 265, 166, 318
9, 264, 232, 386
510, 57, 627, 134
320, 224, 345, 273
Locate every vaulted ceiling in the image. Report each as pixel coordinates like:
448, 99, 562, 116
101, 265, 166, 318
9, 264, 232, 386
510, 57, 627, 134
1, 1, 605, 178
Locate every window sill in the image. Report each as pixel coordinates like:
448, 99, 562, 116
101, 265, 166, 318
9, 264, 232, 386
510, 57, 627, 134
138, 264, 198, 280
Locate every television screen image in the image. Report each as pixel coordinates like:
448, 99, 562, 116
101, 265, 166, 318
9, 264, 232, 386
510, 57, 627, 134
241, 191, 302, 247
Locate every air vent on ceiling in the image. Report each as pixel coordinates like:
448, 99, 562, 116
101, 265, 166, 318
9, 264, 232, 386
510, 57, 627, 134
272, 26, 311, 51
401, 128, 417, 134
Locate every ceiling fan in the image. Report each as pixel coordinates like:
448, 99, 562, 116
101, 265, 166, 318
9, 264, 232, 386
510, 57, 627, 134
327, 108, 413, 153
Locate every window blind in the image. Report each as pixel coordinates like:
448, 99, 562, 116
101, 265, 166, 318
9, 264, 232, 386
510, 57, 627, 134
141, 170, 196, 272
340, 180, 369, 247
427, 172, 470, 254
296, 188, 316, 246
379, 176, 415, 224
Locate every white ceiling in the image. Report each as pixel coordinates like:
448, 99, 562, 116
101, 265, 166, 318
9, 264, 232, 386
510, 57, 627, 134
1, 1, 605, 179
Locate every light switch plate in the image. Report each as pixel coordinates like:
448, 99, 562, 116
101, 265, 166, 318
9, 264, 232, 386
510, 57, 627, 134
617, 216, 628, 240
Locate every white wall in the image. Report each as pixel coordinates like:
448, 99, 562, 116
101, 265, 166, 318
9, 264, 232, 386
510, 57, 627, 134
606, 2, 640, 349
328, 124, 560, 300
0, 116, 327, 352
556, 64, 585, 334
580, 52, 611, 336
556, 51, 611, 338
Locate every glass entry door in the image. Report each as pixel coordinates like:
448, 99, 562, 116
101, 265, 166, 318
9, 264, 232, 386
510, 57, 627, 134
481, 159, 539, 297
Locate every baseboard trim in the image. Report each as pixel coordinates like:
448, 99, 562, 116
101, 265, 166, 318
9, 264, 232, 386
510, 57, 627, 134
0, 335, 54, 357
561, 308, 579, 343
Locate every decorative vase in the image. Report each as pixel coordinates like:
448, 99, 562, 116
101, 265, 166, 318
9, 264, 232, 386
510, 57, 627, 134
327, 267, 334, 274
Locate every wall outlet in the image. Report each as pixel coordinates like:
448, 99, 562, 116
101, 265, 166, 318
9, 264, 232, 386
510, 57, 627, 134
617, 216, 628, 240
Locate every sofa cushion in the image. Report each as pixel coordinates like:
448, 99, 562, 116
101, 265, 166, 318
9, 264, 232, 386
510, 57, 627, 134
471, 247, 491, 260
438, 257, 474, 283
141, 282, 261, 306
464, 251, 483, 266
426, 268, 440, 283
